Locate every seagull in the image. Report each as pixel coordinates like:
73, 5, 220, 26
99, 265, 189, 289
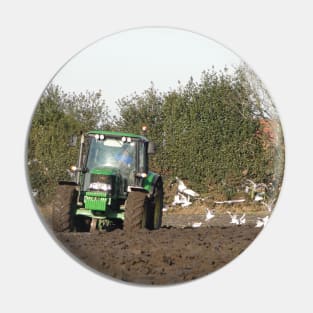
192, 222, 202, 228
245, 179, 268, 201
246, 179, 267, 191
172, 192, 192, 207
172, 193, 181, 206
239, 213, 246, 225
254, 193, 265, 202
162, 205, 169, 212
227, 211, 239, 225
227, 212, 246, 225
255, 219, 264, 228
255, 216, 269, 228
176, 177, 199, 198
262, 216, 269, 226
205, 208, 215, 221
181, 199, 192, 207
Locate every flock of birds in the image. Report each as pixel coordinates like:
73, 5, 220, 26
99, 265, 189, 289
171, 177, 273, 210
171, 177, 200, 207
190, 208, 270, 228
169, 177, 272, 229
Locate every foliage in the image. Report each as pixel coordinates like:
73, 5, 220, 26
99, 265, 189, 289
114, 66, 284, 198
112, 84, 164, 172
27, 85, 110, 204
27, 65, 284, 205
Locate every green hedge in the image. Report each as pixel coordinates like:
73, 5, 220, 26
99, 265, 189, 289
28, 65, 284, 204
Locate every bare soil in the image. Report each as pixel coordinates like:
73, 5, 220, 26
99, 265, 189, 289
53, 212, 264, 285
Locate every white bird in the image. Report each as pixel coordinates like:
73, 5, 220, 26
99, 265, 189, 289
255, 216, 269, 228
262, 216, 269, 226
254, 193, 265, 202
205, 208, 215, 221
172, 192, 192, 207
239, 213, 246, 225
227, 212, 246, 225
255, 219, 263, 228
246, 179, 267, 191
162, 206, 169, 212
172, 193, 181, 206
176, 177, 199, 198
245, 179, 268, 202
192, 222, 202, 228
227, 211, 239, 225
181, 199, 192, 207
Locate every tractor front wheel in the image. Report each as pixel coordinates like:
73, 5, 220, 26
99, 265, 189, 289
52, 184, 77, 232
124, 190, 148, 232
147, 179, 163, 230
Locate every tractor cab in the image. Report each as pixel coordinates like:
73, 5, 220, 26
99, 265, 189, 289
83, 132, 148, 195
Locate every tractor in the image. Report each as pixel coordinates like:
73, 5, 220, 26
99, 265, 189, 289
52, 129, 163, 232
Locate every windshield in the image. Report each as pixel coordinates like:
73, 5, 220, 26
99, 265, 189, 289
86, 137, 136, 171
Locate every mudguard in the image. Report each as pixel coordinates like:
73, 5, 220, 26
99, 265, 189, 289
143, 172, 162, 195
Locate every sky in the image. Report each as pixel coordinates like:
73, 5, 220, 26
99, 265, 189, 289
52, 27, 241, 115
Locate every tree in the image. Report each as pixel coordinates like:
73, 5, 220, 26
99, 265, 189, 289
27, 84, 110, 204
112, 83, 165, 172
113, 66, 284, 198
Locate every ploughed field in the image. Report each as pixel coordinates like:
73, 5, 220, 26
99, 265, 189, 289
54, 212, 263, 285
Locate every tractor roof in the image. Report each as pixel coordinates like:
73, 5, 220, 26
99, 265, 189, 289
87, 130, 148, 141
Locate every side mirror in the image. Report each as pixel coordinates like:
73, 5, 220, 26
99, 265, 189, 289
69, 135, 77, 147
147, 142, 156, 154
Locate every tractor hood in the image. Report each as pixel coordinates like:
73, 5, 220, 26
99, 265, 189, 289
86, 166, 122, 196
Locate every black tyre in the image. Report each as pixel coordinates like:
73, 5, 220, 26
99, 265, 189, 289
124, 190, 148, 232
52, 184, 77, 232
74, 215, 91, 232
147, 179, 163, 230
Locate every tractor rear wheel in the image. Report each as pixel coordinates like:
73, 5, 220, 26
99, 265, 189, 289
147, 179, 163, 230
52, 184, 77, 232
124, 190, 148, 232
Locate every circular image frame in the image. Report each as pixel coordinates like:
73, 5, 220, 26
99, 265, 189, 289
26, 27, 285, 285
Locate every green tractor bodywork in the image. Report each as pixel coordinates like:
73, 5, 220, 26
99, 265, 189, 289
52, 130, 163, 232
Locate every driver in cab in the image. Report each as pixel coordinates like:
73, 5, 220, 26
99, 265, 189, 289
115, 146, 133, 167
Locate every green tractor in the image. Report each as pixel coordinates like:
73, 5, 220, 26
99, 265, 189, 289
52, 129, 163, 232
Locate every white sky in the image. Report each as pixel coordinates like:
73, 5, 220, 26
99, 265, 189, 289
52, 27, 241, 115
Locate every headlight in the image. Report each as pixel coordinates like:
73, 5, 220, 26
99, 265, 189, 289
135, 172, 147, 178
89, 182, 112, 192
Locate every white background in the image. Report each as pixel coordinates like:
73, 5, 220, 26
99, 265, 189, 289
1, 1, 312, 312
